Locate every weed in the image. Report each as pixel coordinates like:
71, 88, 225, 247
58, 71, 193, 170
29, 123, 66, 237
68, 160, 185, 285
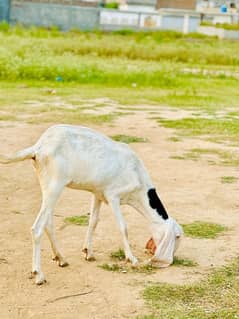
111, 134, 148, 144
99, 263, 123, 272
221, 176, 238, 184
168, 136, 181, 142
64, 215, 89, 226
110, 248, 126, 261
182, 221, 227, 239
99, 262, 157, 274
173, 256, 198, 267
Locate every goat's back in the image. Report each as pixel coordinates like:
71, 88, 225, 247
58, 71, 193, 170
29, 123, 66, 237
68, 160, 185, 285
33, 125, 146, 194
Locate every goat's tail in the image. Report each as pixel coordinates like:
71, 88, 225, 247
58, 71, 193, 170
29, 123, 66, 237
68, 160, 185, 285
0, 146, 35, 164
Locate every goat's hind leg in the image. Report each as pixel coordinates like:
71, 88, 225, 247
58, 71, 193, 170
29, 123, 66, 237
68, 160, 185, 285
31, 182, 65, 285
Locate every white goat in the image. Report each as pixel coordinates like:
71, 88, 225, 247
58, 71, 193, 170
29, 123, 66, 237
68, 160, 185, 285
0, 124, 182, 285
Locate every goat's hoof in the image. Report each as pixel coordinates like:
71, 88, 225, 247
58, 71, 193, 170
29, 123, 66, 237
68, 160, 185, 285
126, 256, 139, 267
86, 255, 96, 262
53, 256, 69, 267
82, 248, 96, 261
36, 279, 47, 286
30, 271, 47, 285
59, 261, 69, 267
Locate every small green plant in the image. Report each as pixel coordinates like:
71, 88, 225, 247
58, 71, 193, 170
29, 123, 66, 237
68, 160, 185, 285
135, 264, 158, 274
99, 262, 157, 274
173, 256, 197, 267
182, 221, 227, 239
99, 263, 123, 272
110, 248, 126, 261
104, 2, 119, 9
111, 134, 148, 144
64, 215, 89, 226
221, 176, 238, 184
170, 155, 186, 160
168, 136, 181, 142
0, 21, 10, 32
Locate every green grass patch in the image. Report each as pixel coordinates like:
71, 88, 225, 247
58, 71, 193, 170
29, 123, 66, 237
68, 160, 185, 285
182, 221, 227, 239
173, 256, 198, 267
0, 26, 239, 114
26, 111, 121, 125
168, 136, 181, 142
110, 248, 126, 261
221, 176, 238, 184
99, 262, 158, 274
142, 257, 239, 319
111, 134, 148, 144
99, 263, 123, 272
201, 21, 239, 31
171, 148, 239, 167
103, 251, 197, 273
158, 117, 239, 143
1, 25, 239, 67
64, 215, 89, 226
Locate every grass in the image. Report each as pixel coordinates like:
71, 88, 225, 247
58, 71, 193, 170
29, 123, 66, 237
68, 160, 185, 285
142, 257, 239, 319
158, 117, 239, 143
99, 262, 158, 274
201, 21, 239, 31
0, 25, 239, 113
99, 263, 123, 272
221, 176, 238, 184
111, 134, 148, 144
110, 248, 126, 261
168, 136, 181, 142
100, 250, 197, 273
173, 256, 198, 267
171, 148, 239, 167
182, 221, 227, 239
26, 111, 121, 125
1, 25, 239, 66
64, 215, 89, 226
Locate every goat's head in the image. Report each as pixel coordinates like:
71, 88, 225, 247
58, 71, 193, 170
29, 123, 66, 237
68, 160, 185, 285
147, 217, 183, 267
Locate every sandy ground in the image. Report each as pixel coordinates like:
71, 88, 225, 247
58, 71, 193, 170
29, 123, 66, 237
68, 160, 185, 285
0, 111, 239, 319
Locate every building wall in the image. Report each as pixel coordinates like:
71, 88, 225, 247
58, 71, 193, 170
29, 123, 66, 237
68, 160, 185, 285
11, 0, 98, 6
0, 0, 10, 21
157, 0, 197, 10
10, 2, 99, 30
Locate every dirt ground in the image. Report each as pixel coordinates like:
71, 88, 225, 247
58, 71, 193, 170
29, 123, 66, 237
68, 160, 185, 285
0, 111, 238, 319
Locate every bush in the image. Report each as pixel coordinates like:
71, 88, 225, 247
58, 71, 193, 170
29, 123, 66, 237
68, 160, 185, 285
104, 2, 119, 9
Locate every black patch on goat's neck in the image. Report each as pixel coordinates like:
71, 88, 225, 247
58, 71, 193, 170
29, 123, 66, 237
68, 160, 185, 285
147, 188, 169, 220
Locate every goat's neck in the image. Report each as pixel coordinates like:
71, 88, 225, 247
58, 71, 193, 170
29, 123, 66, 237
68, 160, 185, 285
131, 187, 169, 225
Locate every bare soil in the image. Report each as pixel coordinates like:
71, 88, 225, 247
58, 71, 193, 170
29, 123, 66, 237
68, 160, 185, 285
0, 112, 238, 319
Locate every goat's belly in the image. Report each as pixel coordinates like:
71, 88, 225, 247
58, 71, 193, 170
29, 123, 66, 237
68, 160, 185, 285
66, 182, 107, 202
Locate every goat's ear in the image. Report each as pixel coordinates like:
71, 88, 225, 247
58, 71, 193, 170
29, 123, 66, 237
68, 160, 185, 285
152, 219, 176, 267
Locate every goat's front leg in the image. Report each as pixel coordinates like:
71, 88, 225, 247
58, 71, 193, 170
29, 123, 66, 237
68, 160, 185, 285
82, 195, 101, 261
45, 214, 68, 267
108, 197, 138, 266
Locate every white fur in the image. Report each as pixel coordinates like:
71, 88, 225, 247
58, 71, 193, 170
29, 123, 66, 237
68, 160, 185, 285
0, 124, 182, 284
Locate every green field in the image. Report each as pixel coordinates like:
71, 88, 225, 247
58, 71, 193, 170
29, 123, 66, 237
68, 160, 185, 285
0, 23, 239, 112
